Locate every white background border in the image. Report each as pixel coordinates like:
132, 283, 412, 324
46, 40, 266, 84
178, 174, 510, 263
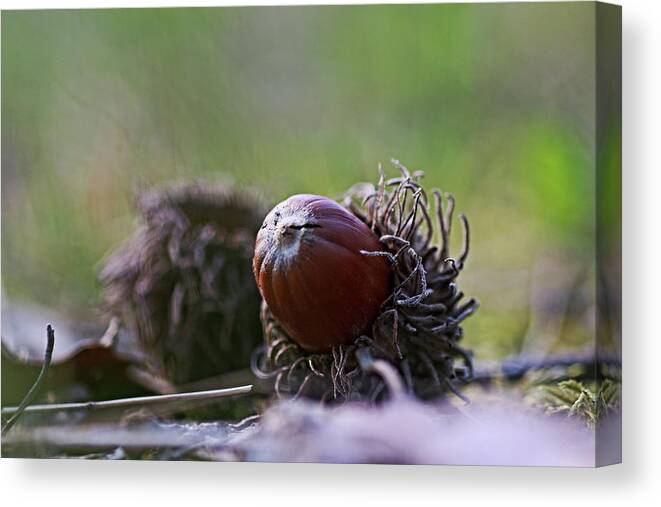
1, 0, 659, 505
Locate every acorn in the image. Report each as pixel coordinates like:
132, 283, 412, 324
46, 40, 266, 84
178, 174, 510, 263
252, 160, 479, 403
253, 195, 391, 353
100, 182, 268, 386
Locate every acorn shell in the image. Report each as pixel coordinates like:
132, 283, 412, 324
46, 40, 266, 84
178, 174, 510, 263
253, 194, 392, 353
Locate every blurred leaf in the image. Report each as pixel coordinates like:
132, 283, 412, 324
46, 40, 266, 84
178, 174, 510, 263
528, 379, 620, 427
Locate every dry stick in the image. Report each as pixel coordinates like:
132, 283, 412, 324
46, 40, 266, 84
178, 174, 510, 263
1, 385, 253, 417
471, 355, 621, 383
2, 325, 55, 436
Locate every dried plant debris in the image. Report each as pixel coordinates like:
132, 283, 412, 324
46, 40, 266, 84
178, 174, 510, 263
100, 182, 268, 386
2, 419, 235, 460
3, 396, 595, 465
224, 396, 594, 466
526, 379, 621, 427
253, 161, 478, 403
2, 317, 149, 405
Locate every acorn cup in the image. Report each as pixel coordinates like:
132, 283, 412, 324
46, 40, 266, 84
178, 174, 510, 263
252, 160, 479, 403
100, 182, 268, 387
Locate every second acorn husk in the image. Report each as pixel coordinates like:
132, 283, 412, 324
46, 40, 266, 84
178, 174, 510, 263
100, 182, 268, 387
252, 161, 479, 403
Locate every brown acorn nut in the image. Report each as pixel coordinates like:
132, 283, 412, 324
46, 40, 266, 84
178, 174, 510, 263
253, 195, 392, 353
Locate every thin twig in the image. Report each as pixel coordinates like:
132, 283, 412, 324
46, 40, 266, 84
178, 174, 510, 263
471, 355, 622, 383
1, 385, 253, 416
2, 325, 55, 436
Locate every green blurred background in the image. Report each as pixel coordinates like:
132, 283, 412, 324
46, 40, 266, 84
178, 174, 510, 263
2, 3, 607, 360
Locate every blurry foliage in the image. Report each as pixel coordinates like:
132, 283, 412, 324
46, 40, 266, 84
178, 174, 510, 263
515, 122, 594, 248
528, 379, 620, 427
1, 3, 615, 360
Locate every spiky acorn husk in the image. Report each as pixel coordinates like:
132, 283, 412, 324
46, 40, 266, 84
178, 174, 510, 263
252, 161, 479, 402
101, 182, 268, 386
